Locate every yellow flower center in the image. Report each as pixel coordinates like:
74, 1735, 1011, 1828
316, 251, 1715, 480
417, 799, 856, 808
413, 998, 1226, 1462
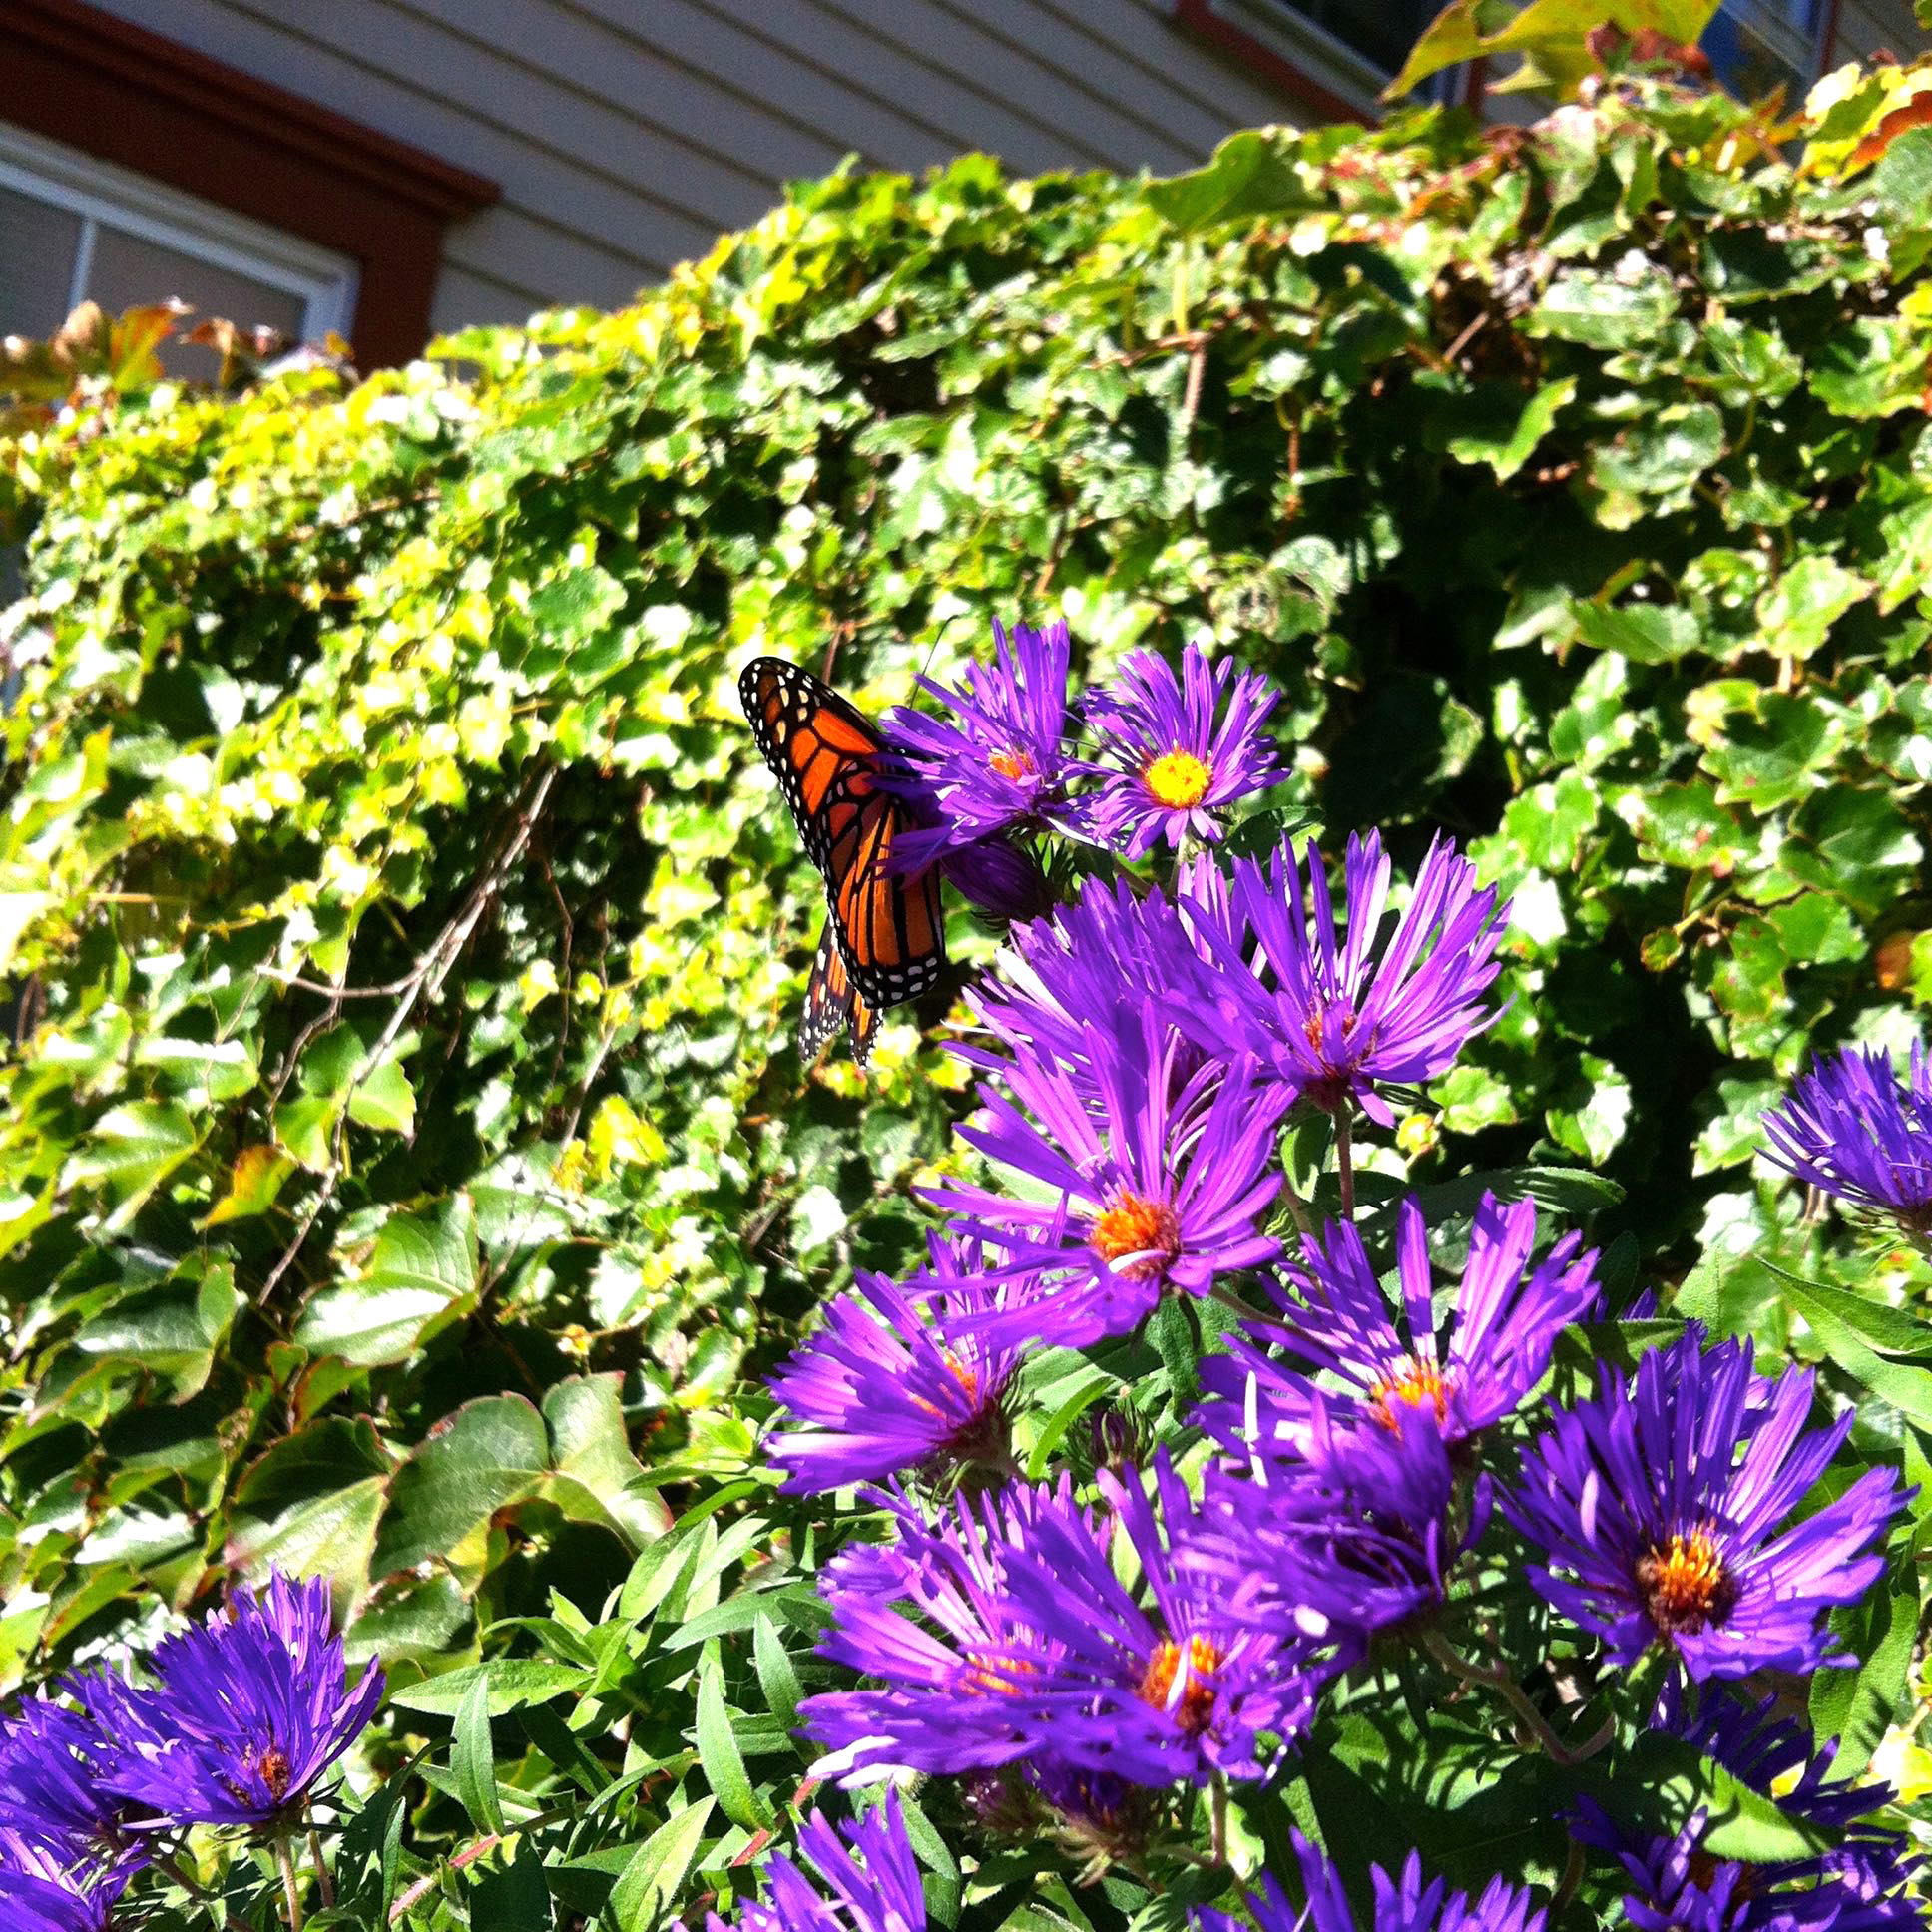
1370, 1357, 1452, 1429
1089, 1190, 1182, 1279
990, 746, 1036, 781
1635, 1526, 1737, 1637
1143, 748, 1212, 810
1139, 1633, 1222, 1733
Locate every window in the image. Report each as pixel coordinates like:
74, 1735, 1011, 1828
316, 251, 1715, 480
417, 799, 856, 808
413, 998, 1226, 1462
0, 122, 355, 382
1703, 0, 1830, 95
1270, 0, 1448, 80
1178, 0, 1469, 116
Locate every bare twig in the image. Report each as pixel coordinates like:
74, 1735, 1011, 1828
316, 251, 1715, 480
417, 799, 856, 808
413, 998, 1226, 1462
256, 765, 558, 1304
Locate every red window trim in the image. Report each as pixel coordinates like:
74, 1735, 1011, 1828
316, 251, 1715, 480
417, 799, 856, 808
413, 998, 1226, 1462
1170, 0, 1369, 125
0, 0, 499, 366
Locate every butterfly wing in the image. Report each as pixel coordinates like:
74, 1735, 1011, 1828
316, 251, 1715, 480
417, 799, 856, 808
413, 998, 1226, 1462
798, 920, 879, 1068
821, 765, 945, 1010
738, 657, 886, 876
739, 655, 946, 1019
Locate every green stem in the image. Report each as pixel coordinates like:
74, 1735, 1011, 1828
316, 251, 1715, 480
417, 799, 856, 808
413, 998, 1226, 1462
307, 1812, 334, 1910
276, 1835, 305, 1932
1420, 1629, 1613, 1768
1334, 1108, 1355, 1221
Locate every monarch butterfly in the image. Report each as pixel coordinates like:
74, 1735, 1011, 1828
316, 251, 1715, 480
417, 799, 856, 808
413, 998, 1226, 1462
738, 656, 945, 1066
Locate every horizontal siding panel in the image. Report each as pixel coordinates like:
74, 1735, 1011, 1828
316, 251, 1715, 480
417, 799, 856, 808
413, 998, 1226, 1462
931, 0, 1236, 161
395, 0, 852, 191
216, 0, 782, 234
1834, 0, 1929, 58
563, 0, 964, 172
1088, 0, 1309, 128
84, 0, 724, 284
676, 0, 1097, 174
427, 260, 553, 335
440, 206, 663, 307
809, 0, 1145, 168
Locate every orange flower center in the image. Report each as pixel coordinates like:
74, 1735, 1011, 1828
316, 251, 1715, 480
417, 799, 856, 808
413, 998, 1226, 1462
256, 1746, 292, 1802
1143, 748, 1212, 810
1370, 1357, 1451, 1429
1090, 1190, 1181, 1279
1139, 1633, 1222, 1733
963, 1649, 1034, 1696
990, 746, 1036, 781
1635, 1526, 1737, 1637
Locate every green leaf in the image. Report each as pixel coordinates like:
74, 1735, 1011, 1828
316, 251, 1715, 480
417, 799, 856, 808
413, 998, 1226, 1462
1755, 555, 1870, 660
1809, 1587, 1916, 1778
1776, 1271, 1932, 1428
696, 1652, 771, 1830
227, 1418, 391, 1594
1617, 1732, 1831, 1862
752, 1613, 803, 1735
608, 1797, 716, 1931
62, 1101, 201, 1226
1144, 131, 1319, 233
452, 1671, 507, 1837
1443, 376, 1576, 481
544, 1374, 672, 1549
200, 1144, 295, 1226
1526, 266, 1677, 347
388, 1659, 589, 1718
371, 1393, 550, 1580
294, 1197, 480, 1368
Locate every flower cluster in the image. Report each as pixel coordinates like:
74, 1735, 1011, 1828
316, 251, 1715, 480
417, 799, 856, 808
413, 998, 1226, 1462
737, 618, 1920, 1932
0, 1571, 380, 1922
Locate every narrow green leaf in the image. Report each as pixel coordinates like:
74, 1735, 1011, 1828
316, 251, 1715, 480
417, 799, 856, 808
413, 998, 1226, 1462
697, 1652, 770, 1831
752, 1613, 803, 1735
608, 1796, 716, 1931
452, 1672, 506, 1838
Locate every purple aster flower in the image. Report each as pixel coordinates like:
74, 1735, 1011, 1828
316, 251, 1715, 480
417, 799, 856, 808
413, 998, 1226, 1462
1180, 831, 1511, 1125
926, 1006, 1288, 1349
937, 835, 1054, 921
888, 618, 1093, 867
1763, 1043, 1932, 1234
1192, 1396, 1484, 1643
0, 1829, 126, 1932
1196, 1830, 1545, 1932
1197, 1195, 1602, 1459
1504, 1325, 1907, 1682
805, 1460, 1324, 1789
0, 1696, 120, 1860
803, 1476, 1110, 1780
709, 1791, 924, 1932
1086, 644, 1286, 858
71, 1568, 384, 1830
765, 1262, 1028, 1492
1568, 1683, 1921, 1929
962, 863, 1239, 1092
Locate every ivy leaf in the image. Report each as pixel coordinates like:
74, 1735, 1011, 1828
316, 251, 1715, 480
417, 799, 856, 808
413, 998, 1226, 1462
1756, 555, 1870, 660
371, 1394, 550, 1582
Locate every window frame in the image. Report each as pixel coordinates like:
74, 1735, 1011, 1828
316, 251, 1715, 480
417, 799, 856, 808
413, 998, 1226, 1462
0, 121, 358, 344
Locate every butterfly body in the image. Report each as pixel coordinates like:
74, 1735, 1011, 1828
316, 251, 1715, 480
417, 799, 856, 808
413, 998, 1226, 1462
738, 656, 945, 1065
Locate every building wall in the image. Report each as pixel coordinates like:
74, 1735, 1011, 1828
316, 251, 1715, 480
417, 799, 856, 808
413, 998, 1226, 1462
79, 0, 1303, 337
1834, 0, 1929, 64
73, 0, 1932, 342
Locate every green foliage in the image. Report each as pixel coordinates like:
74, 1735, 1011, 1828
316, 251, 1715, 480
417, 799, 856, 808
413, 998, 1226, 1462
3, 55, 1932, 1921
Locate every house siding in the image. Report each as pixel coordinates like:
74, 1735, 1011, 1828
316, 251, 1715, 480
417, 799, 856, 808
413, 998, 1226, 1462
72, 0, 1932, 340
1834, 0, 1929, 63
79, 0, 1295, 336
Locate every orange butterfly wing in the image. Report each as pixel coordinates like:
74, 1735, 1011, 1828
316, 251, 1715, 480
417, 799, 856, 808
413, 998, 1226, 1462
799, 921, 879, 1068
738, 655, 944, 1034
